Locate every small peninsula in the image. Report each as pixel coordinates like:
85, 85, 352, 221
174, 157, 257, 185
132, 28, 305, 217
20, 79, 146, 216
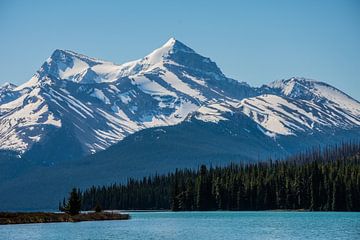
0, 188, 129, 225
0, 212, 129, 225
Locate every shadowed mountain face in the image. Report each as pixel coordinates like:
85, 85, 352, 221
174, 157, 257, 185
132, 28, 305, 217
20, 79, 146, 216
0, 38, 359, 210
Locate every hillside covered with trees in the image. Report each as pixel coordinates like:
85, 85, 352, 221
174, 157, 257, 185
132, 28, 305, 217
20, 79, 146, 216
79, 142, 360, 211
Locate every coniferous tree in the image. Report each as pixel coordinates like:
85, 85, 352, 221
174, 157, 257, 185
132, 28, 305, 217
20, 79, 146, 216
196, 165, 209, 210
171, 173, 180, 211
95, 202, 102, 213
310, 162, 321, 210
66, 188, 82, 215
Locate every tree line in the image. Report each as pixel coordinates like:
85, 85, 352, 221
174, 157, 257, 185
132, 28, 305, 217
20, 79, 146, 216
79, 142, 360, 211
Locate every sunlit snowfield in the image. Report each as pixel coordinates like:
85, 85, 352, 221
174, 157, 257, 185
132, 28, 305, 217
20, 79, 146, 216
0, 211, 359, 240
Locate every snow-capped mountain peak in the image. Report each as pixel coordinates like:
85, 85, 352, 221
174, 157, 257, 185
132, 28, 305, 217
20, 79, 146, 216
0, 82, 19, 105
1, 39, 359, 161
15, 38, 225, 91
119, 37, 223, 79
265, 77, 320, 98
41, 49, 114, 84
1, 38, 253, 156
264, 77, 360, 115
1, 82, 17, 90
50, 49, 105, 66
148, 37, 195, 56
241, 77, 360, 136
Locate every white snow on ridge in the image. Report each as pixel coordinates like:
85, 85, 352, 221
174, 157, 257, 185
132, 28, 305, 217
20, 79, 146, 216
240, 97, 295, 136
58, 57, 89, 80
143, 38, 175, 66
238, 93, 360, 136
183, 73, 207, 86
195, 102, 234, 123
257, 125, 277, 138
34, 38, 189, 85
240, 94, 323, 135
15, 75, 41, 90
141, 100, 198, 128
118, 92, 131, 104
131, 75, 176, 97
267, 78, 360, 117
1, 82, 17, 90
90, 88, 110, 104
0, 89, 61, 152
161, 71, 206, 101
314, 83, 360, 116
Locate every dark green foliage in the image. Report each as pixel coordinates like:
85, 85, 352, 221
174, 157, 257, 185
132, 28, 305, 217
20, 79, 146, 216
196, 165, 216, 210
68, 188, 82, 215
171, 169, 180, 211
94, 202, 102, 213
79, 143, 360, 211
59, 188, 82, 215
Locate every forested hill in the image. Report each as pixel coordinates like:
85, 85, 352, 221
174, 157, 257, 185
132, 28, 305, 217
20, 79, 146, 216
79, 142, 360, 211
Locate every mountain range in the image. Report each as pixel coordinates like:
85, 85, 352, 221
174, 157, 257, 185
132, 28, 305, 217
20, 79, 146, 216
0, 38, 359, 210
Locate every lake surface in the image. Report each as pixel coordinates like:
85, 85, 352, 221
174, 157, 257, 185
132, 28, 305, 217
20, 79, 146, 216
0, 211, 359, 240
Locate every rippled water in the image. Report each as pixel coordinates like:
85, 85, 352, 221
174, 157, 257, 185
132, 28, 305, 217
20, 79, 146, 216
0, 211, 359, 240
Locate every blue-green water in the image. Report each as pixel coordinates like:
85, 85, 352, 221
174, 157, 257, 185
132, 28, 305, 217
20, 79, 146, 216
0, 212, 359, 240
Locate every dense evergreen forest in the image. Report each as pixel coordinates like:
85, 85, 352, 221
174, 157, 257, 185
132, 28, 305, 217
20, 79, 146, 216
79, 142, 360, 211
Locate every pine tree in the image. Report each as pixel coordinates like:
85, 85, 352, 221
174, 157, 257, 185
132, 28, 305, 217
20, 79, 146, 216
184, 178, 194, 210
196, 165, 214, 210
95, 202, 102, 213
310, 162, 320, 210
171, 172, 180, 211
66, 188, 82, 215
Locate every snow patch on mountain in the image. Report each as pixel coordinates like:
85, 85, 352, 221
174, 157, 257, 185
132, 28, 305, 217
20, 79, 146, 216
131, 75, 176, 97
91, 88, 110, 104
238, 91, 360, 136
239, 95, 307, 135
313, 83, 360, 116
195, 102, 234, 123
161, 71, 206, 101
0, 88, 61, 152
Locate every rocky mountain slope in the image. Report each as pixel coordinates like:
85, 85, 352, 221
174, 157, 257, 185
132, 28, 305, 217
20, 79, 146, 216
1, 38, 359, 164
0, 38, 258, 163
0, 38, 359, 210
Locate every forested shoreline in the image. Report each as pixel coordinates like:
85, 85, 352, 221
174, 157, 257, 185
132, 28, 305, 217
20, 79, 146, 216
79, 142, 360, 211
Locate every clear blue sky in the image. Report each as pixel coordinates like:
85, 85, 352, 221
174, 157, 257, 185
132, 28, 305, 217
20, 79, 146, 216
1, 0, 359, 100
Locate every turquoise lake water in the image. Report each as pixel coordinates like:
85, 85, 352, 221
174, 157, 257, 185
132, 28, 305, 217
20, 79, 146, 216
0, 211, 359, 240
